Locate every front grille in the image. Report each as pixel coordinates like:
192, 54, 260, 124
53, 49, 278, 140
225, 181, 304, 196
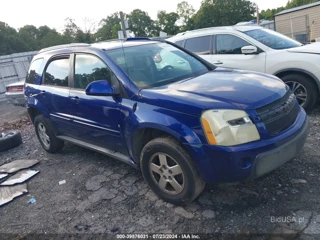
256, 90, 299, 135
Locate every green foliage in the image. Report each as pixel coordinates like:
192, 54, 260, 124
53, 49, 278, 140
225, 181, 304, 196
177, 1, 195, 27
260, 0, 319, 20
95, 13, 121, 41
286, 0, 319, 8
157, 11, 180, 35
188, 0, 255, 30
128, 9, 155, 37
3, 0, 317, 55
259, 7, 285, 20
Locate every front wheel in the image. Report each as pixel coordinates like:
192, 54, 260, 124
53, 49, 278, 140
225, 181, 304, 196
140, 137, 205, 205
281, 74, 318, 112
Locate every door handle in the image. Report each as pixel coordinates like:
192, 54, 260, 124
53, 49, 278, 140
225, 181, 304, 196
213, 61, 223, 65
177, 60, 186, 64
70, 96, 80, 104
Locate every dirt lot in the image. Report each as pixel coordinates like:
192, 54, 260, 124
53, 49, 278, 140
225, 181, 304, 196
0, 101, 320, 239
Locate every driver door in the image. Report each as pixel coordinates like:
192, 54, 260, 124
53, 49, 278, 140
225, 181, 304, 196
68, 53, 127, 154
212, 34, 266, 73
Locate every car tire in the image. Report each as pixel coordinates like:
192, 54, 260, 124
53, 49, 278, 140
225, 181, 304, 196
140, 136, 205, 205
0, 130, 22, 152
34, 115, 64, 153
281, 74, 318, 112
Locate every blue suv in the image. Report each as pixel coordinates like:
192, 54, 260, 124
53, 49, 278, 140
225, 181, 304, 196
25, 39, 309, 204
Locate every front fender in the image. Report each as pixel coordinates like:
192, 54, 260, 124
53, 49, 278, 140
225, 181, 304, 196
121, 101, 204, 161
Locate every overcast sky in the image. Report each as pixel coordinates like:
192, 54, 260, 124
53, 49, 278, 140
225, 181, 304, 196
2, 0, 288, 31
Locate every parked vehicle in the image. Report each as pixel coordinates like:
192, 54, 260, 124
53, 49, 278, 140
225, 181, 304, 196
25, 39, 308, 204
5, 81, 25, 106
167, 26, 320, 111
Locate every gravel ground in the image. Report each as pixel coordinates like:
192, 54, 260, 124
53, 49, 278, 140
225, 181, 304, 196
0, 103, 320, 239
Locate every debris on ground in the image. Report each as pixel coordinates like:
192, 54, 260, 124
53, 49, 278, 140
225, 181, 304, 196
290, 179, 308, 184
0, 184, 28, 206
0, 170, 39, 186
0, 160, 39, 207
0, 174, 8, 180
27, 197, 36, 204
59, 180, 66, 185
0, 160, 39, 174
0, 117, 31, 132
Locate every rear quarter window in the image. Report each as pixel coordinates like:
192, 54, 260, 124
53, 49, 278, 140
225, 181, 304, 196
175, 40, 184, 47
26, 58, 44, 84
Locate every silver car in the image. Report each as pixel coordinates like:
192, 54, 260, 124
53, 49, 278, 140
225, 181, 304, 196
5, 81, 25, 106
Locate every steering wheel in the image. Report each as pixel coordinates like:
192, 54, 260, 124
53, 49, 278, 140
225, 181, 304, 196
161, 65, 174, 72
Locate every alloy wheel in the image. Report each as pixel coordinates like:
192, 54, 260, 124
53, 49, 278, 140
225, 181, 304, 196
286, 81, 308, 107
38, 123, 50, 148
149, 153, 185, 195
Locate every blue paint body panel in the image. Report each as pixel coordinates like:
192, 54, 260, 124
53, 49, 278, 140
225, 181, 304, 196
24, 40, 308, 183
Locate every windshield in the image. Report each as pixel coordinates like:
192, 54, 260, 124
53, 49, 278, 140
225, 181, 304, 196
243, 29, 302, 50
105, 42, 210, 89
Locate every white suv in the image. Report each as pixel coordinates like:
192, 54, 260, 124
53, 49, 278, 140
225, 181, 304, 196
167, 26, 320, 111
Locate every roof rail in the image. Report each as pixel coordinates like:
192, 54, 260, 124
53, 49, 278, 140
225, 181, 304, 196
38, 43, 90, 53
175, 26, 231, 36
126, 37, 152, 41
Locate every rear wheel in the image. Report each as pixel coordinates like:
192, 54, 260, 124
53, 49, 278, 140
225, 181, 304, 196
34, 115, 64, 153
281, 74, 318, 112
140, 137, 205, 205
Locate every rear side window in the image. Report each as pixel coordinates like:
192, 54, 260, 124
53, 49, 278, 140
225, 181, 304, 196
185, 36, 211, 54
216, 34, 251, 54
74, 54, 115, 89
26, 58, 44, 84
44, 58, 70, 87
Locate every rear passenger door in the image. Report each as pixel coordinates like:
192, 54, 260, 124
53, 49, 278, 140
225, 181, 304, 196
40, 55, 73, 135
184, 35, 213, 63
68, 53, 127, 154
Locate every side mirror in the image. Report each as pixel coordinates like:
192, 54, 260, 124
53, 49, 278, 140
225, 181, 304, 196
85, 80, 120, 96
241, 46, 258, 55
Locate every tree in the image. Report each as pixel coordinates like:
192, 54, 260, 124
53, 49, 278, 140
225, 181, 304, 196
259, 7, 285, 20
37, 26, 67, 49
128, 9, 155, 37
286, 0, 319, 8
0, 22, 28, 55
176, 1, 195, 27
95, 13, 121, 41
190, 0, 255, 29
157, 11, 180, 35
63, 18, 93, 43
18, 25, 39, 51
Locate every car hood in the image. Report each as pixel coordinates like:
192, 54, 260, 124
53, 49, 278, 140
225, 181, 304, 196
140, 68, 287, 116
288, 42, 320, 54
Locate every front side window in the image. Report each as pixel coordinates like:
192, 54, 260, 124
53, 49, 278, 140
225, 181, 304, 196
216, 34, 251, 54
106, 43, 210, 89
74, 54, 115, 89
185, 36, 211, 54
243, 29, 302, 50
26, 58, 44, 84
44, 58, 69, 87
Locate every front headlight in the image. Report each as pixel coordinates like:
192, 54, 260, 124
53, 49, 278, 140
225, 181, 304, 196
201, 109, 260, 146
